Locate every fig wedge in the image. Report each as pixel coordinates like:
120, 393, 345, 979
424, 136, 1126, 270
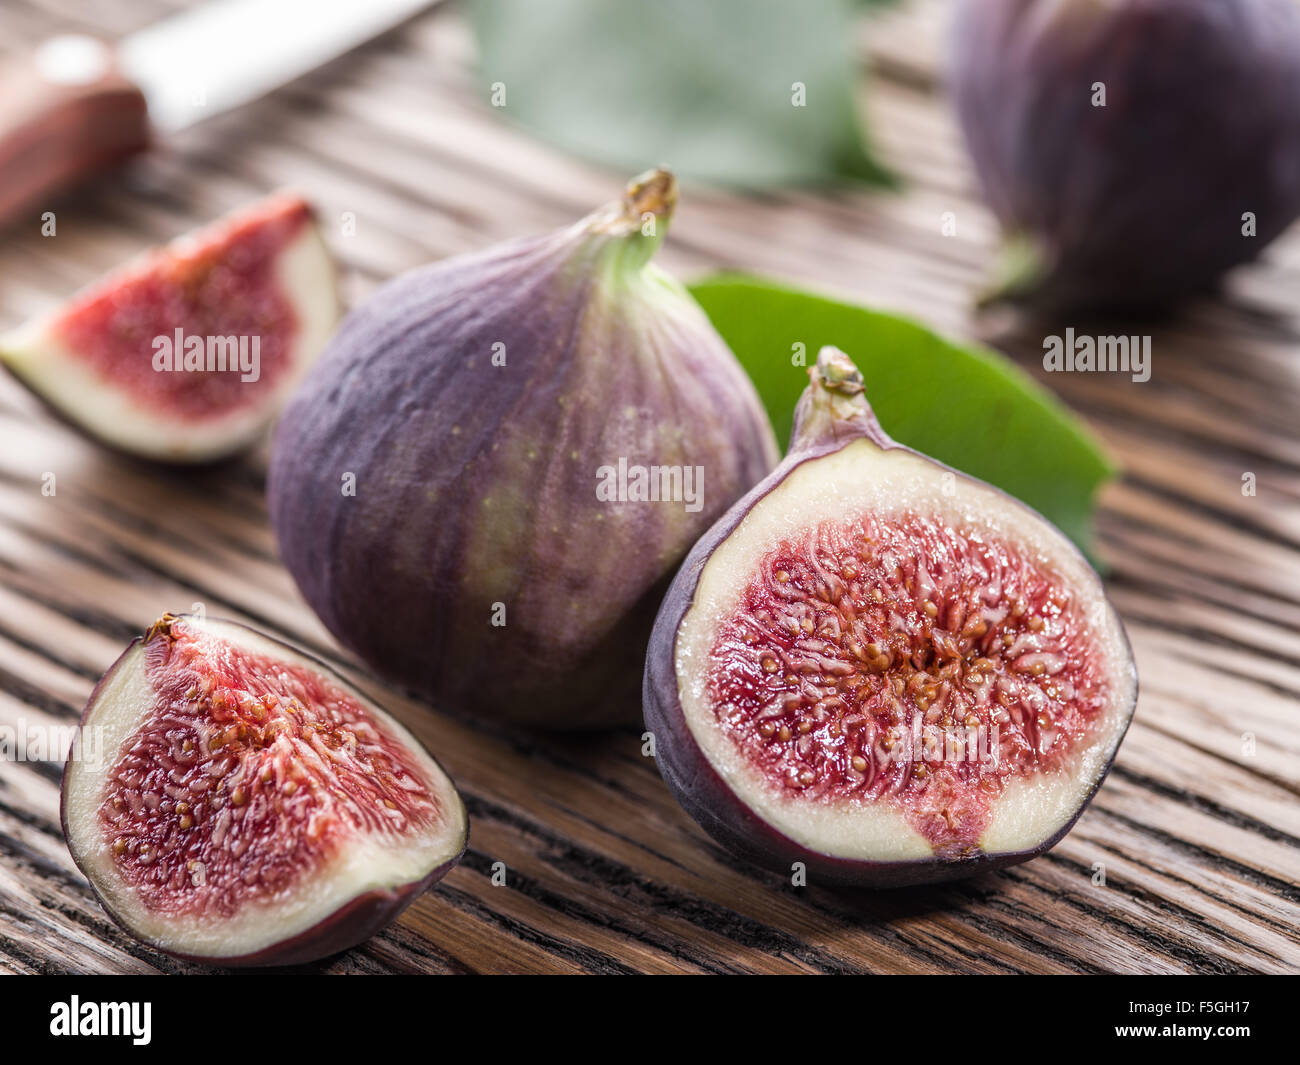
62, 614, 467, 966
1, 193, 339, 462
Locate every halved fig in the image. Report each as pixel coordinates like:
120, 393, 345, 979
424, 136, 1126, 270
645, 348, 1137, 887
0, 193, 339, 462
62, 614, 467, 967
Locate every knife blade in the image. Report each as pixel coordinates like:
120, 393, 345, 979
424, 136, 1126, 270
0, 0, 439, 225
120, 0, 437, 133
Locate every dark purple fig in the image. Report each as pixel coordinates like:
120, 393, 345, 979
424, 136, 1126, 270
62, 614, 467, 967
952, 0, 1300, 311
644, 347, 1137, 887
268, 170, 779, 729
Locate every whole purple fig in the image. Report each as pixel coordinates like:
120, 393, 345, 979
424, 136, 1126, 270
952, 0, 1300, 310
268, 170, 779, 729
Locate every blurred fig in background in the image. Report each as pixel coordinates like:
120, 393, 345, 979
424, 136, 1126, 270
952, 0, 1300, 312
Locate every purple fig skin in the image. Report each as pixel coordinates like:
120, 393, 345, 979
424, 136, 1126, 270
643, 349, 1137, 888
268, 170, 778, 729
952, 0, 1300, 311
60, 616, 468, 968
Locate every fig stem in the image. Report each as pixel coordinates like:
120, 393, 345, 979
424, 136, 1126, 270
584, 168, 677, 272
976, 232, 1050, 308
623, 168, 677, 224
789, 346, 890, 454
144, 613, 179, 644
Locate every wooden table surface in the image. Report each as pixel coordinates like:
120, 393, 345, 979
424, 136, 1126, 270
1, 0, 1297, 975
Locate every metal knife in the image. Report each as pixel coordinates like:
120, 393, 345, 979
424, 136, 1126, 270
0, 0, 437, 224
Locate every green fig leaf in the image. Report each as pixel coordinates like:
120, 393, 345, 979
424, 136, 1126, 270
687, 274, 1115, 554
467, 0, 892, 187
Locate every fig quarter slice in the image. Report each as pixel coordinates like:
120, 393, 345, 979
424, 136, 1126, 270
62, 614, 468, 966
0, 193, 339, 463
644, 347, 1138, 887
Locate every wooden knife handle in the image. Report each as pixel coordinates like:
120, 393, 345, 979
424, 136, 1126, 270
0, 35, 150, 227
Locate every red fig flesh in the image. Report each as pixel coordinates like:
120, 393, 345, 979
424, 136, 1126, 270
61, 615, 467, 966
0, 193, 339, 461
645, 348, 1137, 886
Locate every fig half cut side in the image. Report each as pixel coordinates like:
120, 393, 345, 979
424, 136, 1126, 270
645, 348, 1137, 887
62, 614, 468, 967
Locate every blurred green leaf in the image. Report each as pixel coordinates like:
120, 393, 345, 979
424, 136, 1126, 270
688, 274, 1115, 554
468, 0, 892, 187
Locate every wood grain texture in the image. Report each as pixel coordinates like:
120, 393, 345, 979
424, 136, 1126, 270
0, 0, 1296, 974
